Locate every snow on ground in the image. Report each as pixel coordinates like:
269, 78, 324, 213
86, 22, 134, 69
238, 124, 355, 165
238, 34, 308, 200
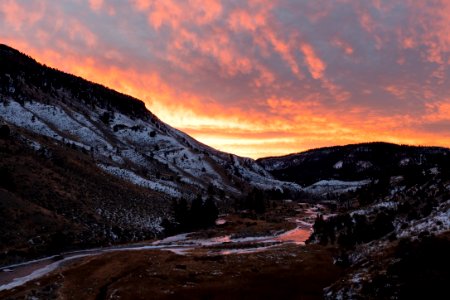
98, 164, 181, 197
0, 254, 91, 292
25, 102, 81, 132
166, 148, 221, 181
350, 201, 398, 217
2, 98, 305, 197
357, 160, 373, 170
70, 110, 99, 132
120, 149, 150, 166
333, 161, 343, 169
0, 100, 111, 152
304, 179, 371, 195
110, 111, 147, 128
153, 233, 191, 245
20, 136, 42, 151
96, 207, 163, 233
397, 199, 450, 238
261, 160, 286, 172
0, 222, 315, 291
114, 126, 153, 146
232, 158, 303, 192
326, 198, 450, 300
1, 101, 61, 139
24, 102, 111, 148
429, 167, 440, 175
111, 116, 299, 194
399, 158, 410, 166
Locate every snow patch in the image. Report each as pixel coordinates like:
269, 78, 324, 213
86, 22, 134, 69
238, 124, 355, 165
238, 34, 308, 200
333, 161, 343, 169
305, 179, 371, 196
98, 164, 181, 197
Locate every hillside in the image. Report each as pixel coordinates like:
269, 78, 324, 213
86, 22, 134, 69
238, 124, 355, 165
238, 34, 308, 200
258, 142, 450, 193
259, 143, 450, 298
0, 44, 300, 264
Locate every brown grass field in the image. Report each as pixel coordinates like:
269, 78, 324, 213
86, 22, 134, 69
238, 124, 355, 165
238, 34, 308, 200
1, 243, 343, 300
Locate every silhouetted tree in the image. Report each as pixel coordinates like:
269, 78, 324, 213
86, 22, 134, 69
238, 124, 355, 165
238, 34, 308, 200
0, 166, 15, 191
163, 194, 220, 234
100, 111, 111, 125
173, 198, 189, 230
0, 125, 10, 139
241, 188, 266, 214
190, 195, 204, 229
203, 197, 219, 227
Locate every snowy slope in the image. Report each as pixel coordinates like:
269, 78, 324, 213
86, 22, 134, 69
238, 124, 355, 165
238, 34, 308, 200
304, 179, 371, 196
0, 44, 302, 199
0, 97, 302, 198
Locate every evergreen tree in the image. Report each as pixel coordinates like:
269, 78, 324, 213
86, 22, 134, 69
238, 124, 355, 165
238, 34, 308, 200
173, 198, 189, 230
189, 195, 204, 229
203, 197, 219, 226
254, 189, 266, 214
0, 124, 10, 139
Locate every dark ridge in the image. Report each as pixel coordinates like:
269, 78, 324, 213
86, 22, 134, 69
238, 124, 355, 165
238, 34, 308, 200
257, 142, 449, 162
0, 43, 151, 120
258, 141, 450, 186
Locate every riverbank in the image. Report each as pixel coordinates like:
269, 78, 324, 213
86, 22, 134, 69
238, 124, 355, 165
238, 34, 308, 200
1, 243, 343, 300
0, 202, 341, 299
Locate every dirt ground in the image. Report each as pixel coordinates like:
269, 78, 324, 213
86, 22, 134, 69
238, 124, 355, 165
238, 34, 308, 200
1, 243, 343, 300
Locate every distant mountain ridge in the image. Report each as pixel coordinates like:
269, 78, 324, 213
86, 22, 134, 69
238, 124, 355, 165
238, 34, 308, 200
258, 142, 450, 186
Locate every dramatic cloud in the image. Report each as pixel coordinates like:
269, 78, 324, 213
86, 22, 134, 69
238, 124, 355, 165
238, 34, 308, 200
1, 0, 450, 157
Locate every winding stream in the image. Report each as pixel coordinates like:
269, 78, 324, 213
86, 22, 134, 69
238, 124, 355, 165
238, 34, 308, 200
0, 203, 323, 292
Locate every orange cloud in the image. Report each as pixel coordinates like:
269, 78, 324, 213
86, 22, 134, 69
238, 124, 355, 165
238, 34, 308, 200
332, 38, 354, 55
384, 85, 407, 99
300, 43, 326, 79
2, 1, 450, 158
265, 30, 303, 78
402, 37, 415, 49
146, 0, 222, 30
89, 0, 103, 11
424, 101, 450, 122
0, 0, 45, 31
132, 0, 150, 11
228, 9, 266, 32
5, 36, 449, 157
67, 19, 98, 48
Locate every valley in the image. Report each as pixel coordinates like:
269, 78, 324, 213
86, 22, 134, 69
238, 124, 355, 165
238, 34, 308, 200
0, 244, 342, 300
0, 202, 343, 299
1, 44, 449, 299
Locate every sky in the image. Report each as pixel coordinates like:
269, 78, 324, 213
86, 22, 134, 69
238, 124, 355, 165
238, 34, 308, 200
1, 0, 450, 158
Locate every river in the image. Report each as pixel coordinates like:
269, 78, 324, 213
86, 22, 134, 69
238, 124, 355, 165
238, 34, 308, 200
0, 203, 323, 292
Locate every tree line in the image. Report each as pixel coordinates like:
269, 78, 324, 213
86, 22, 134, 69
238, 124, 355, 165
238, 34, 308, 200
161, 195, 219, 235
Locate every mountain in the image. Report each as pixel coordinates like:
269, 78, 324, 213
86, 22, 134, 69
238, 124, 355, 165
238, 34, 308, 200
258, 142, 450, 194
0, 44, 300, 264
260, 143, 450, 298
2, 44, 449, 299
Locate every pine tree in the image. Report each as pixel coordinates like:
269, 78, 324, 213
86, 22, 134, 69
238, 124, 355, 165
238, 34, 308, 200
189, 195, 204, 229
203, 197, 219, 226
173, 198, 189, 231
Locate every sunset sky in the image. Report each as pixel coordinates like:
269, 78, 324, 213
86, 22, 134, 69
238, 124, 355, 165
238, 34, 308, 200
1, 0, 450, 158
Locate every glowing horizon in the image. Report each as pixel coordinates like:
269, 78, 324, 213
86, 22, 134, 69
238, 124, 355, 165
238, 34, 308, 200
1, 0, 450, 158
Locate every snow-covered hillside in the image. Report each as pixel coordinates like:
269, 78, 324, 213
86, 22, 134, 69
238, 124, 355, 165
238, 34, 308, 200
0, 97, 302, 198
258, 142, 450, 189
0, 44, 305, 263
0, 44, 301, 200
304, 179, 371, 196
